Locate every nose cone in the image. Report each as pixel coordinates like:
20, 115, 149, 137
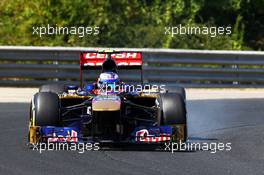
92, 95, 121, 111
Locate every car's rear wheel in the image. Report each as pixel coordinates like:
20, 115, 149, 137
39, 84, 66, 94
157, 93, 187, 141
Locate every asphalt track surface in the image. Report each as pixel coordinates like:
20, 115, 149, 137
0, 89, 264, 175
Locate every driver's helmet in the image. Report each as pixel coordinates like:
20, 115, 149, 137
97, 72, 120, 91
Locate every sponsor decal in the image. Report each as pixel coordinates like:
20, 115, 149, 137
47, 130, 78, 142
81, 52, 142, 66
85, 53, 141, 59
135, 129, 171, 142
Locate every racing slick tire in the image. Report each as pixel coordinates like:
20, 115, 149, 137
157, 93, 187, 141
31, 92, 60, 126
39, 84, 66, 94
165, 87, 186, 100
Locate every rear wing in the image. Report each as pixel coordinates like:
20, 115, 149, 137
79, 52, 143, 86
80, 52, 142, 70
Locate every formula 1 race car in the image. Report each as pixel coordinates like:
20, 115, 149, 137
28, 51, 187, 147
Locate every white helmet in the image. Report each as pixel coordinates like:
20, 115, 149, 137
97, 72, 120, 90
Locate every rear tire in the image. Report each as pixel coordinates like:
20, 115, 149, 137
39, 84, 66, 94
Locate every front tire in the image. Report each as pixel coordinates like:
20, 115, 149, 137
157, 93, 187, 141
165, 87, 186, 100
31, 92, 60, 126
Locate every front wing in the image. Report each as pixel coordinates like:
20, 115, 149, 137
29, 125, 185, 145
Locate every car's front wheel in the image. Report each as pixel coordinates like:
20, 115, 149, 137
30, 92, 60, 127
28, 92, 60, 144
156, 93, 187, 141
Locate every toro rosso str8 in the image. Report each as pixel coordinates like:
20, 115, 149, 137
28, 51, 187, 146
